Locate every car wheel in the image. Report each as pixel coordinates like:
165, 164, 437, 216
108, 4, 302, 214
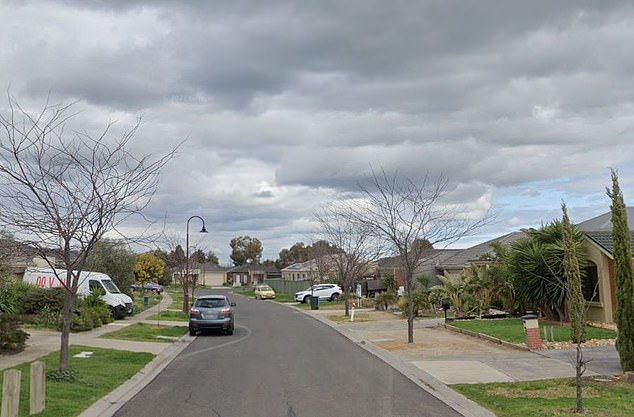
189, 326, 196, 336
304, 295, 311, 304
227, 326, 234, 336
330, 293, 340, 301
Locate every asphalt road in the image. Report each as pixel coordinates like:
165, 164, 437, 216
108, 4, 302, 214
113, 288, 462, 417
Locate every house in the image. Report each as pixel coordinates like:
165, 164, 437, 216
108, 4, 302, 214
198, 264, 231, 287
280, 256, 337, 282
226, 264, 281, 286
375, 233, 525, 289
280, 260, 318, 281
435, 232, 526, 277
576, 208, 634, 324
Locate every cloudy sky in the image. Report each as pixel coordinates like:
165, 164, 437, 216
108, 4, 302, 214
2, 1, 634, 264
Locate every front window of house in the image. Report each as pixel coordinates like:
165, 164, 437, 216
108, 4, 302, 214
582, 262, 599, 302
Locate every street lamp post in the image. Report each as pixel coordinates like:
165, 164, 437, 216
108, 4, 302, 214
184, 215, 208, 313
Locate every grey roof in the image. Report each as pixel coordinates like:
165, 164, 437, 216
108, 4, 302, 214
227, 264, 265, 273
377, 249, 460, 270
576, 208, 634, 232
438, 231, 527, 268
584, 230, 634, 256
576, 210, 634, 255
202, 264, 231, 273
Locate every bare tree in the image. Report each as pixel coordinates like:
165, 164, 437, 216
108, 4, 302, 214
315, 205, 383, 316
0, 94, 176, 370
348, 168, 490, 343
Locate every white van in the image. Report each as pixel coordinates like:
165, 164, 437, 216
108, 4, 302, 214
22, 267, 134, 319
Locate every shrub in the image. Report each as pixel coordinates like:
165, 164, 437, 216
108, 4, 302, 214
374, 292, 397, 311
20, 286, 66, 314
31, 305, 62, 328
0, 313, 29, 353
398, 291, 430, 317
66, 296, 112, 331
0, 281, 34, 314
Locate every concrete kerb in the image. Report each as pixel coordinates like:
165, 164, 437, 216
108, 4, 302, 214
292, 305, 497, 417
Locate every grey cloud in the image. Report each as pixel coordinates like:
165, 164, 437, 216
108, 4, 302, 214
3, 1, 634, 260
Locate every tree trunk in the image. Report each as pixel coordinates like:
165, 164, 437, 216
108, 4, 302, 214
59, 291, 75, 371
407, 277, 414, 343
575, 342, 584, 412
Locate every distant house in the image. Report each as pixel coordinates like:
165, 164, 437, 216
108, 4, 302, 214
198, 264, 231, 287
376, 232, 526, 289
435, 232, 526, 277
280, 256, 337, 282
226, 264, 280, 286
576, 208, 634, 324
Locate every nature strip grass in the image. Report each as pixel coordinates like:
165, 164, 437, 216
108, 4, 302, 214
167, 290, 184, 310
449, 318, 617, 344
0, 345, 154, 417
145, 310, 189, 322
452, 377, 634, 417
99, 322, 188, 342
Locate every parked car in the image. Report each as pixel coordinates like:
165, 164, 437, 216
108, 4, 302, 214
130, 282, 164, 293
188, 295, 236, 336
295, 284, 342, 303
254, 284, 276, 300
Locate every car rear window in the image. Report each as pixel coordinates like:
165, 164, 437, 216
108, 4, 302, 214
196, 299, 227, 308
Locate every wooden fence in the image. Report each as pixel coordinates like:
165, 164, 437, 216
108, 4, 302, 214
264, 279, 312, 295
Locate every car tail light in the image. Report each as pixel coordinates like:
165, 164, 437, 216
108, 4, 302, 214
220, 308, 232, 315
190, 308, 200, 315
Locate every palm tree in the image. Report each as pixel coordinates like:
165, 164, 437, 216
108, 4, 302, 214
508, 220, 587, 321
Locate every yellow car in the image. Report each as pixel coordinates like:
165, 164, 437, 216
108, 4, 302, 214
254, 284, 276, 300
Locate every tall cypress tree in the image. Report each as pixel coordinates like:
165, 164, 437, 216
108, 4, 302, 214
562, 203, 585, 412
562, 203, 585, 343
607, 169, 634, 371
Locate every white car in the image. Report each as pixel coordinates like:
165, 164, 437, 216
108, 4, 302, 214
295, 284, 342, 303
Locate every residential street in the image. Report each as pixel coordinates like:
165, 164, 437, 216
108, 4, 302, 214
113, 288, 462, 417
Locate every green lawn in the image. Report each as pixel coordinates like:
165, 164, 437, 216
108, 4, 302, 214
130, 292, 161, 315
167, 290, 185, 310
271, 293, 296, 303
0, 346, 154, 417
99, 322, 187, 342
449, 318, 617, 344
145, 310, 189, 322
453, 378, 634, 417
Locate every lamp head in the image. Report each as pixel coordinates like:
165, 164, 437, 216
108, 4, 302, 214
200, 225, 208, 233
